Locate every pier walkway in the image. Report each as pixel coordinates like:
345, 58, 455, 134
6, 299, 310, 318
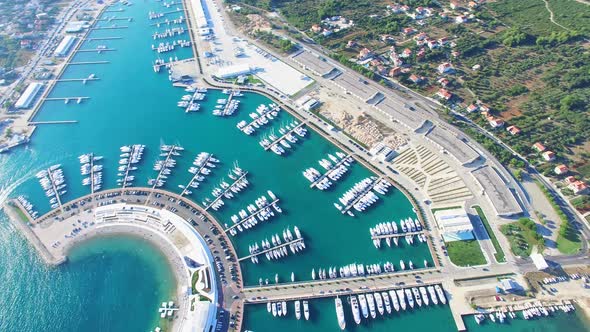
90, 26, 129, 30
340, 176, 383, 214
78, 48, 116, 53
67, 61, 110, 65
309, 154, 352, 188
98, 17, 133, 21
28, 121, 78, 125
87, 37, 123, 41
179, 153, 213, 196
242, 268, 442, 302
46, 167, 63, 210
44, 97, 90, 102
238, 105, 281, 133
264, 122, 306, 151
371, 231, 425, 240
88, 153, 97, 195
151, 146, 179, 190
237, 238, 304, 262
224, 198, 279, 233
204, 171, 249, 211
54, 78, 100, 83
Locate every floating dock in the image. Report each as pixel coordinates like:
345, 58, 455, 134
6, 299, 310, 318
179, 153, 213, 196
238, 238, 304, 262
309, 154, 352, 189
340, 177, 383, 214
224, 198, 280, 233
204, 171, 249, 211
264, 122, 306, 151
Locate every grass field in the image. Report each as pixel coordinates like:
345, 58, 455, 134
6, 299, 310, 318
446, 240, 486, 267
500, 222, 543, 257
556, 224, 583, 254
472, 205, 506, 263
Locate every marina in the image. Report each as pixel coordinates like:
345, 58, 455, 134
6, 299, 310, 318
2, 1, 588, 332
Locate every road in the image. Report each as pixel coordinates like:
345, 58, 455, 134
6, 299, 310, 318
0, 0, 89, 109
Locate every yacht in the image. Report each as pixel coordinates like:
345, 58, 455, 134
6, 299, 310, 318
389, 290, 400, 311
427, 286, 438, 305
303, 300, 310, 320
412, 287, 423, 307
420, 287, 429, 306
374, 292, 385, 315
382, 292, 392, 314
366, 293, 377, 319
335, 297, 346, 330
435, 285, 447, 304
404, 288, 414, 308
350, 296, 361, 324
295, 300, 301, 320
358, 294, 369, 319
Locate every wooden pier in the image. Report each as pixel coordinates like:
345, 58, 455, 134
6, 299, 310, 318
238, 238, 304, 262
29, 120, 78, 125
340, 176, 383, 214
179, 153, 213, 196
204, 171, 249, 211
264, 122, 306, 151
224, 198, 279, 233
309, 154, 352, 188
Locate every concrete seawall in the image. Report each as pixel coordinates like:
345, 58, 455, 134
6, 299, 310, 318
4, 201, 66, 266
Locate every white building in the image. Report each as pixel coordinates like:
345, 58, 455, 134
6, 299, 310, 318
54, 36, 77, 57
216, 64, 252, 79
530, 253, 549, 270
434, 207, 474, 241
15, 82, 43, 109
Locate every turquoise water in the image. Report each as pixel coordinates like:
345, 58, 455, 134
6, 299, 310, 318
0, 225, 175, 331
0, 0, 586, 331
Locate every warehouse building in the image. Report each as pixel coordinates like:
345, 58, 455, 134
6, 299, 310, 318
15, 82, 43, 109
434, 207, 474, 241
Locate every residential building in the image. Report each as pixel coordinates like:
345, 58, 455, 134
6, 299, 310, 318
554, 164, 568, 175
532, 142, 546, 153
506, 125, 521, 135
542, 151, 556, 161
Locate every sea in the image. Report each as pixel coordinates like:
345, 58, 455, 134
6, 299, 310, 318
0, 0, 587, 331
